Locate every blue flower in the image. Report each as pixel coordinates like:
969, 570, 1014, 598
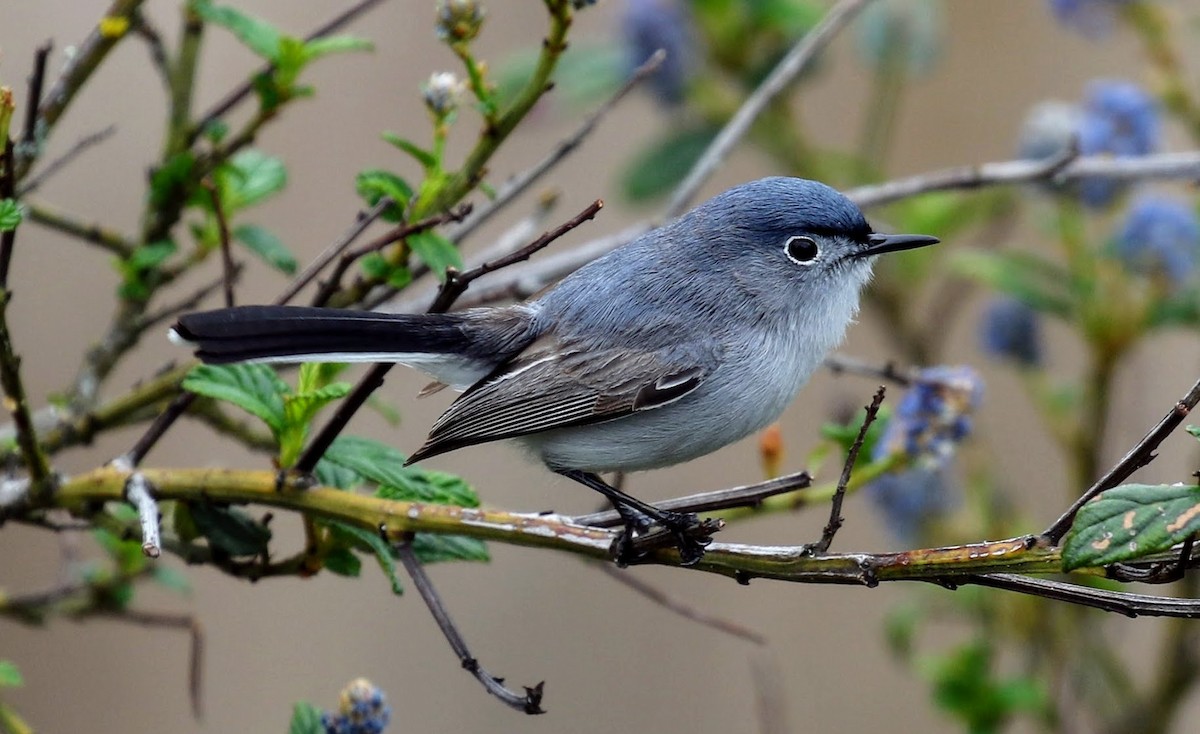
620, 0, 694, 105
323, 679, 392, 734
1077, 80, 1160, 207
868, 467, 953, 542
1046, 0, 1133, 38
874, 366, 984, 467
979, 298, 1042, 367
1113, 195, 1200, 287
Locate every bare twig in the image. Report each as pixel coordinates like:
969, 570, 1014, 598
429, 199, 604, 313
1042, 376, 1200, 543
394, 534, 545, 714
665, 0, 872, 218
188, 0, 387, 143
16, 125, 117, 196
121, 468, 161, 557
598, 564, 766, 644
964, 573, 1200, 619
111, 609, 205, 719
129, 11, 171, 90
136, 265, 244, 330
573, 471, 813, 528
24, 199, 136, 257
846, 149, 1200, 209
202, 179, 237, 308
311, 204, 473, 308
21, 42, 53, 149
275, 197, 393, 306
448, 50, 664, 245
823, 353, 917, 386
810, 386, 885, 555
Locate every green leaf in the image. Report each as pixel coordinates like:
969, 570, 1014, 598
149, 151, 196, 208
1188, 425, 1200, 440
323, 547, 362, 577
126, 240, 178, 271
1149, 287, 1200, 329
274, 37, 308, 89
192, 0, 282, 61
304, 35, 374, 61
360, 252, 391, 279
381, 132, 438, 170
328, 521, 404, 594
288, 701, 324, 734
322, 435, 479, 506
296, 362, 348, 394
0, 661, 23, 688
314, 457, 361, 490
1062, 483, 1200, 570
220, 149, 287, 210
408, 231, 462, 280
189, 504, 272, 557
355, 168, 412, 221
411, 533, 490, 564
232, 224, 297, 274
621, 126, 719, 202
951, 250, 1074, 318
282, 382, 352, 431
183, 363, 288, 433
0, 199, 23, 231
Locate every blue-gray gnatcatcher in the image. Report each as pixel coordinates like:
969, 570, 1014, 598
171, 177, 938, 564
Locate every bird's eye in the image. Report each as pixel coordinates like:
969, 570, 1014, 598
785, 236, 820, 265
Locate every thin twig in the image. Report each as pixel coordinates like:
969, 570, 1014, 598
21, 42, 53, 148
24, 199, 136, 257
964, 573, 1200, 619
119, 463, 160, 557
598, 563, 766, 644
136, 264, 244, 330
188, 0, 387, 143
573, 471, 813, 528
394, 534, 545, 714
274, 198, 393, 306
1042, 376, 1200, 543
16, 125, 117, 196
823, 353, 916, 386
311, 204, 473, 308
111, 609, 205, 719
664, 0, 872, 218
448, 50, 664, 245
202, 179, 237, 308
0, 140, 15, 286
810, 386, 885, 555
429, 199, 604, 313
129, 11, 171, 90
846, 149, 1200, 209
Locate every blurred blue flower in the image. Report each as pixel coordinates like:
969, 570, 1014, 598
874, 366, 984, 468
868, 467, 953, 542
1077, 80, 1160, 207
856, 0, 944, 77
1113, 195, 1200, 287
1046, 0, 1133, 38
979, 298, 1043, 367
620, 0, 694, 105
322, 678, 392, 734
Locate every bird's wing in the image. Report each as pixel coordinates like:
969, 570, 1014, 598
405, 335, 714, 464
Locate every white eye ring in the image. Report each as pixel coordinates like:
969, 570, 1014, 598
784, 235, 820, 265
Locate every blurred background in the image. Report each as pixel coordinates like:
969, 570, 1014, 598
3, 1, 1200, 732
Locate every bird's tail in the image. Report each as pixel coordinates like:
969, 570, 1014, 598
170, 305, 476, 365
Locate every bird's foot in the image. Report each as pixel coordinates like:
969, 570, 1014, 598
610, 509, 720, 567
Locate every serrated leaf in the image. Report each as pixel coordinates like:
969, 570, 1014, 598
283, 382, 352, 430
355, 168, 411, 221
322, 435, 479, 506
304, 35, 374, 60
621, 126, 719, 202
323, 547, 362, 577
189, 504, 272, 557
233, 224, 297, 274
182, 363, 288, 433
329, 521, 403, 594
296, 362, 347, 394
193, 0, 281, 61
1062, 483, 1200, 570
408, 231, 461, 280
951, 250, 1074, 318
221, 149, 287, 210
381, 132, 438, 169
288, 701, 324, 734
314, 457, 361, 490
0, 199, 23, 231
0, 661, 23, 688
411, 533, 490, 564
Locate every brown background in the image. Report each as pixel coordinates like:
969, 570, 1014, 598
3, 2, 1200, 732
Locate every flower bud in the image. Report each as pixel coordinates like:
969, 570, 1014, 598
422, 71, 465, 117
436, 0, 485, 44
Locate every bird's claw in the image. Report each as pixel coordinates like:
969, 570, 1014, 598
610, 510, 719, 567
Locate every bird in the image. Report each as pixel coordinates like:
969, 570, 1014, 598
170, 177, 938, 565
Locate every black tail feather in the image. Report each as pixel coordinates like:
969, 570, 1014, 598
172, 306, 470, 364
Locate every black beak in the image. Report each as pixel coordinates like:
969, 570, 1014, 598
854, 233, 940, 258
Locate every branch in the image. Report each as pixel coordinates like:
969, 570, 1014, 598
809, 386, 885, 554
664, 0, 872, 218
16, 125, 117, 197
1042, 375, 1200, 543
201, 179, 237, 307
823, 352, 917, 386
275, 197, 393, 306
24, 199, 136, 257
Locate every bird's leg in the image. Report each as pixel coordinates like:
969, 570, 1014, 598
556, 470, 713, 566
